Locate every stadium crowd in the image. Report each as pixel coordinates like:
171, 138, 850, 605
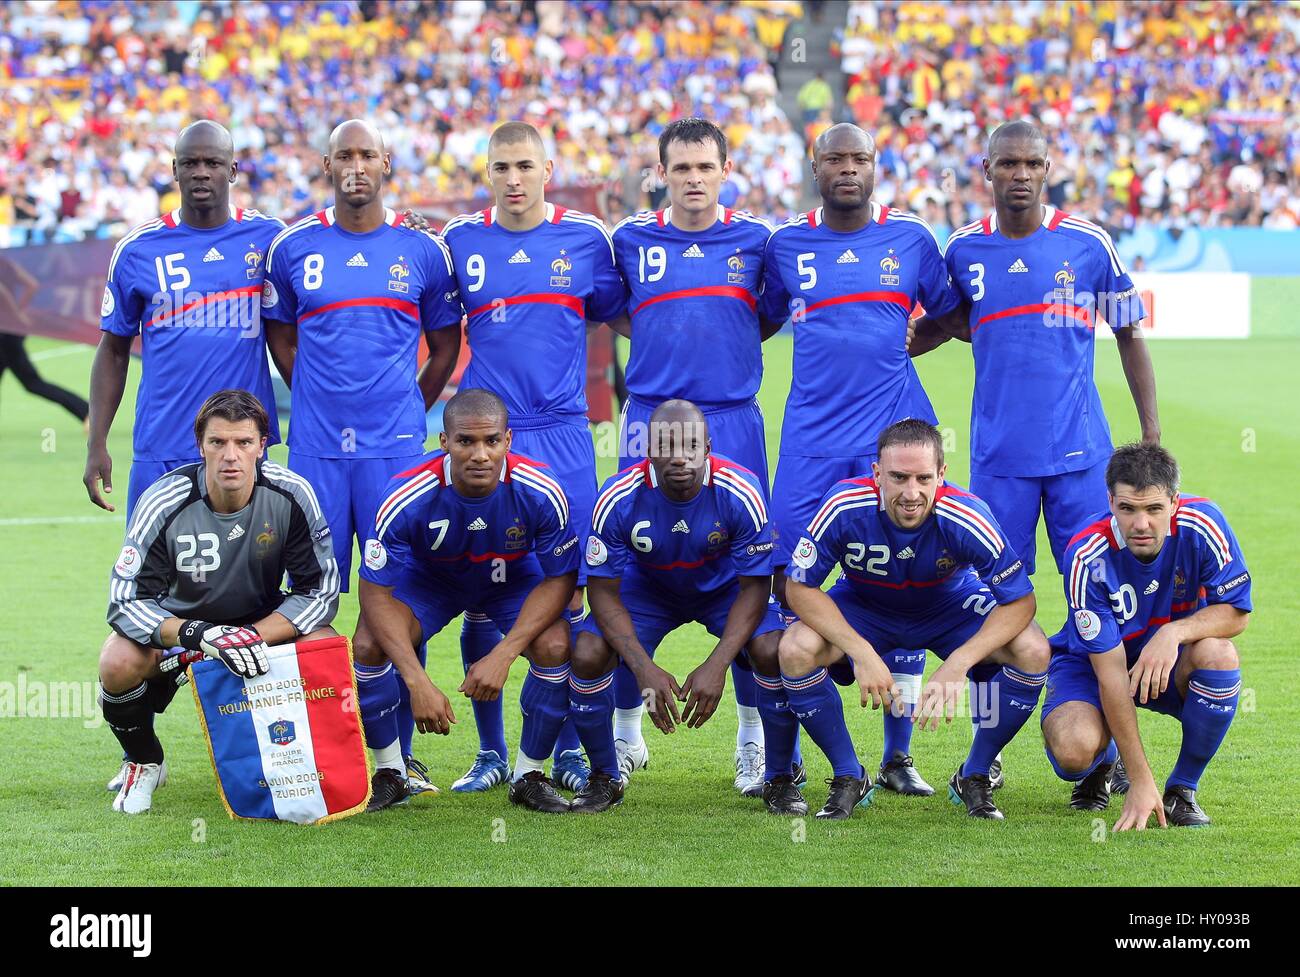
0, 0, 805, 247
1, 0, 1298, 249
835, 0, 1300, 239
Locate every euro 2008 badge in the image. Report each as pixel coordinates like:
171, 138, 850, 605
585, 535, 608, 567
1074, 609, 1101, 641
364, 539, 387, 571
114, 544, 142, 578
792, 538, 818, 570
100, 286, 115, 317
261, 279, 278, 308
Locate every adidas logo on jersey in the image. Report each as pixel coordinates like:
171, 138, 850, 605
681, 243, 705, 258
836, 249, 859, 264
202, 247, 224, 262
1008, 258, 1029, 273
896, 546, 915, 560
508, 249, 530, 264
347, 252, 368, 267
468, 517, 487, 531
227, 525, 245, 541
672, 520, 690, 533
1144, 579, 1160, 595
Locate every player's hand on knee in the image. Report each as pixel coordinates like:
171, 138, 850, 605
853, 654, 897, 711
159, 648, 206, 685
637, 664, 683, 734
412, 679, 457, 735
458, 649, 511, 702
1128, 631, 1178, 704
178, 620, 270, 678
681, 660, 726, 729
1114, 777, 1167, 832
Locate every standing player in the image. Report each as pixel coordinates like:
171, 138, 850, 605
100, 389, 339, 813
1043, 443, 1249, 829
778, 420, 1049, 820
356, 389, 586, 813
608, 118, 786, 796
914, 120, 1160, 791
761, 123, 963, 796
86, 120, 284, 519
261, 119, 462, 795
440, 122, 627, 793
568, 400, 789, 811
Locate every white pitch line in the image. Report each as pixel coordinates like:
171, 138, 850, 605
0, 515, 125, 526
29, 344, 95, 362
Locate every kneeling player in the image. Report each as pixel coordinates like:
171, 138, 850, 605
778, 420, 1050, 820
570, 400, 789, 812
357, 389, 586, 813
100, 390, 340, 813
1043, 443, 1250, 829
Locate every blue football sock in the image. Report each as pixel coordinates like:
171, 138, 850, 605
519, 662, 570, 763
355, 662, 400, 752
553, 607, 586, 758
783, 667, 862, 779
964, 664, 1048, 777
881, 649, 925, 764
731, 659, 758, 708
1169, 669, 1241, 791
568, 669, 618, 777
460, 613, 509, 761
395, 639, 427, 758
755, 672, 797, 780
613, 660, 643, 710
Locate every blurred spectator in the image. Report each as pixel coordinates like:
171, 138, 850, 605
0, 0, 806, 245
833, 0, 1300, 233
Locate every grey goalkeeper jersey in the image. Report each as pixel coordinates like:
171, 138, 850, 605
108, 461, 339, 646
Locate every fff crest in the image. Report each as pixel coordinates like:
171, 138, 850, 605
388, 255, 411, 293
879, 250, 901, 286
269, 718, 296, 746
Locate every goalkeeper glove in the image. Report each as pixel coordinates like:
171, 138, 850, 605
176, 620, 271, 678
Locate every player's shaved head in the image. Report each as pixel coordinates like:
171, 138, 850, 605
175, 120, 234, 159
444, 388, 509, 434
649, 398, 706, 430
987, 120, 1047, 160
489, 121, 546, 159
813, 123, 875, 161
329, 118, 385, 154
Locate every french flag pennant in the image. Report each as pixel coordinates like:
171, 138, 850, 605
189, 636, 372, 824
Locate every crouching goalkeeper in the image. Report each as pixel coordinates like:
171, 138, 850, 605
99, 389, 340, 814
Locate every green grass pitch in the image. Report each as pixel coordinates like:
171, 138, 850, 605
2, 278, 1299, 885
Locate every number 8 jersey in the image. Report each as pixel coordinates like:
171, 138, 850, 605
788, 477, 1032, 615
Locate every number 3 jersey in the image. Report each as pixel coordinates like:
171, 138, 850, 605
107, 462, 339, 646
360, 451, 580, 596
787, 478, 1032, 616
1063, 496, 1252, 662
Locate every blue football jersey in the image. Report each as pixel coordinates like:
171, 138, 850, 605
585, 455, 774, 597
760, 202, 961, 456
260, 206, 462, 458
100, 207, 284, 460
441, 203, 627, 419
612, 205, 772, 406
944, 207, 1146, 478
787, 478, 1032, 616
360, 451, 580, 595
1063, 495, 1251, 661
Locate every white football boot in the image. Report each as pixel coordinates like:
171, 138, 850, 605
108, 758, 168, 792
111, 761, 165, 814
614, 738, 649, 784
734, 742, 766, 797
